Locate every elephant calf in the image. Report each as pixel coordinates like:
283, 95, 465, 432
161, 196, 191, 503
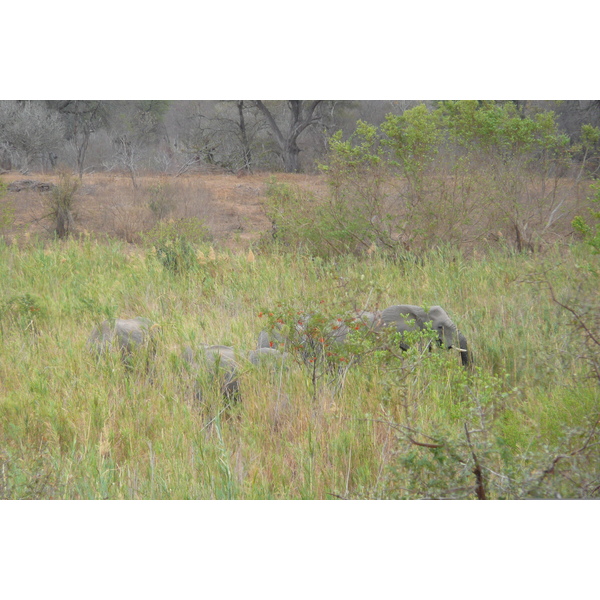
184, 343, 291, 404
182, 344, 241, 401
379, 304, 470, 366
248, 346, 290, 367
88, 317, 158, 358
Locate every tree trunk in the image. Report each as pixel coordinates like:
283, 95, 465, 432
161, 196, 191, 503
76, 129, 90, 179
255, 101, 322, 173
237, 101, 252, 172
283, 141, 300, 173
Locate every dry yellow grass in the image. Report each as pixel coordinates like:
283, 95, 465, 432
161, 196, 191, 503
0, 170, 329, 250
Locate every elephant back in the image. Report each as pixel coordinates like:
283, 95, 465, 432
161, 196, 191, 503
380, 304, 428, 333
248, 347, 290, 366
88, 317, 156, 355
183, 344, 240, 400
257, 327, 287, 349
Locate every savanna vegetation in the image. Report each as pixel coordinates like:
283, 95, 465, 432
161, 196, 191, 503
0, 100, 599, 499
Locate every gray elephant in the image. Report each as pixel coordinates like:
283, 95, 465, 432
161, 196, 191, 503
257, 328, 287, 350
258, 311, 382, 363
248, 346, 290, 367
379, 304, 470, 366
327, 310, 384, 345
88, 317, 158, 358
182, 344, 241, 401
183, 343, 292, 404
257, 312, 312, 351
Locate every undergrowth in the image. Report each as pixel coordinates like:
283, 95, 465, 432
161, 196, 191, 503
0, 237, 598, 499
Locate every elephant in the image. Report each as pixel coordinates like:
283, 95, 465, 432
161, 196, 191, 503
258, 311, 382, 363
257, 328, 287, 350
182, 344, 241, 401
379, 304, 470, 366
257, 314, 311, 351
88, 317, 159, 358
248, 346, 290, 367
183, 342, 292, 405
327, 310, 384, 346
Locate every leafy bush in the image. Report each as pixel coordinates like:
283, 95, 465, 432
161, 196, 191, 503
1, 292, 48, 334
146, 179, 177, 221
0, 177, 15, 237
380, 376, 600, 499
45, 168, 80, 238
263, 102, 593, 257
572, 182, 600, 254
262, 175, 390, 258
143, 217, 212, 274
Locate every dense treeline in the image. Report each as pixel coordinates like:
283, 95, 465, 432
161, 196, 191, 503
0, 100, 599, 176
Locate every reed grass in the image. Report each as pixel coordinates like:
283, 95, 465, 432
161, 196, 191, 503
0, 236, 598, 499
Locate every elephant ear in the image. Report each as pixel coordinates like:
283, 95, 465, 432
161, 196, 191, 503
380, 304, 427, 332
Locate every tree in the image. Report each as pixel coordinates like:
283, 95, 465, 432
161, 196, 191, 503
0, 101, 64, 172
173, 101, 266, 174
255, 101, 323, 172
108, 101, 170, 187
47, 101, 110, 178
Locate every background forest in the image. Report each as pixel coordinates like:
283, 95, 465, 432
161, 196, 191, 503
1, 100, 599, 177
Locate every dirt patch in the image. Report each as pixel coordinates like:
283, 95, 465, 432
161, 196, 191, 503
0, 171, 328, 251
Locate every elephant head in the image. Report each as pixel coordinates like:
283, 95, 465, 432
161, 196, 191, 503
427, 306, 470, 366
379, 304, 470, 366
257, 328, 287, 350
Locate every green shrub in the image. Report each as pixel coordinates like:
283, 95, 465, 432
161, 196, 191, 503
45, 168, 80, 238
143, 217, 211, 274
572, 182, 600, 254
1, 292, 48, 334
265, 102, 587, 258
146, 180, 176, 221
262, 177, 389, 258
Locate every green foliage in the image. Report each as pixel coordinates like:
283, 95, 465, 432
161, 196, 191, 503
146, 180, 176, 220
303, 102, 586, 255
263, 178, 380, 257
46, 168, 80, 238
381, 105, 441, 199
264, 102, 589, 258
143, 217, 212, 274
0, 175, 15, 235
262, 177, 317, 250
382, 377, 600, 499
324, 121, 384, 173
572, 182, 600, 254
1, 292, 48, 334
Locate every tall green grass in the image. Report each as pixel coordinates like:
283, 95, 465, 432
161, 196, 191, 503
0, 237, 598, 499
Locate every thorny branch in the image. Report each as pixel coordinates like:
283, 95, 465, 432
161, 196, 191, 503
544, 277, 600, 348
534, 414, 600, 489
